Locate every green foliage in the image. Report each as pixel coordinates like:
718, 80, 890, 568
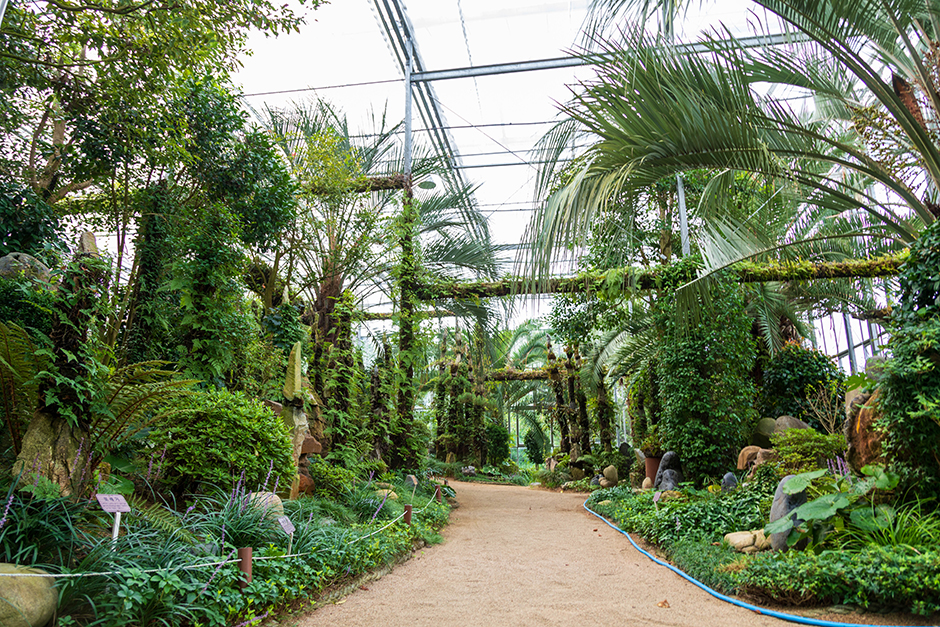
305, 457, 359, 500
737, 546, 940, 615
0, 182, 65, 265
880, 219, 940, 495
0, 481, 88, 566
523, 429, 544, 464
835, 497, 940, 551
148, 388, 295, 496
769, 429, 846, 476
657, 273, 758, 484
262, 303, 308, 352
0, 277, 55, 337
758, 342, 845, 431
764, 465, 900, 551
485, 422, 511, 466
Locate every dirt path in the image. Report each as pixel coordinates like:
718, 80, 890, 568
296, 481, 787, 627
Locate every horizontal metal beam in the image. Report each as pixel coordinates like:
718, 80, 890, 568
412, 32, 806, 83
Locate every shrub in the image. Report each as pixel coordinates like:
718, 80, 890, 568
769, 428, 846, 476
657, 273, 758, 484
737, 546, 940, 615
149, 388, 295, 496
305, 456, 359, 499
485, 422, 511, 466
523, 429, 543, 464
879, 221, 940, 495
758, 342, 845, 431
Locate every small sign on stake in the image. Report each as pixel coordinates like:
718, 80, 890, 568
277, 515, 295, 554
96, 494, 131, 543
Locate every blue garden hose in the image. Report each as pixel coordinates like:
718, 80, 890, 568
582, 499, 933, 627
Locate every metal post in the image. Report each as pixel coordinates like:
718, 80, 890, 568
843, 313, 858, 374
111, 512, 121, 543
676, 174, 690, 257
404, 36, 413, 178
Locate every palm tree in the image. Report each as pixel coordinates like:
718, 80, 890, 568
528, 0, 937, 291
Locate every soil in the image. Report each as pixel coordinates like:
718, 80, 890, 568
291, 481, 940, 627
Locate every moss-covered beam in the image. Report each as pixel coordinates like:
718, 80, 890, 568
309, 174, 407, 195
486, 368, 552, 381
416, 253, 906, 301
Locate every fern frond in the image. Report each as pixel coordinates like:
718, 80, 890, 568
0, 322, 49, 453
126, 494, 194, 543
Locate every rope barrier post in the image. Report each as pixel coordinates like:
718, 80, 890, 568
237, 547, 252, 591
404, 504, 413, 525
435, 485, 442, 503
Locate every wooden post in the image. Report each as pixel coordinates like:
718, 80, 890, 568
404, 503, 413, 525
237, 547, 252, 590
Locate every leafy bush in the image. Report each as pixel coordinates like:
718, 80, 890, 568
523, 429, 544, 464
485, 422, 511, 466
149, 388, 295, 496
769, 428, 846, 476
758, 342, 845, 431
880, 221, 940, 495
737, 546, 940, 615
0, 276, 55, 335
306, 456, 359, 499
657, 273, 758, 484
0, 483, 88, 566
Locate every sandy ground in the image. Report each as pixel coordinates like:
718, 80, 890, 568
296, 481, 794, 627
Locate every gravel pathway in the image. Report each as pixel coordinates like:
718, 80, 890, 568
295, 481, 787, 627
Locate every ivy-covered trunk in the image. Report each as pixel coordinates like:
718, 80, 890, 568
596, 378, 614, 453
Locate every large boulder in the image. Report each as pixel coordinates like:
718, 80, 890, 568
775, 415, 811, 433
844, 390, 884, 474
752, 417, 777, 448
721, 472, 738, 492
247, 491, 284, 516
0, 563, 58, 627
724, 530, 771, 554
769, 475, 807, 551
737, 445, 761, 470
641, 477, 653, 489
0, 253, 51, 283
658, 469, 681, 491
599, 465, 618, 489
653, 451, 683, 489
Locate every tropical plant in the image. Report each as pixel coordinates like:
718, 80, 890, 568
758, 342, 845, 430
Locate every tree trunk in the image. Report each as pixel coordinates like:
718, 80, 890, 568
15, 412, 91, 497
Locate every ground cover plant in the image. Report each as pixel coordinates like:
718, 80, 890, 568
1, 469, 449, 626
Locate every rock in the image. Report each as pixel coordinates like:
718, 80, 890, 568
747, 449, 778, 477
603, 465, 619, 484
618, 442, 632, 458
590, 475, 600, 486
298, 473, 314, 495
375, 489, 398, 500
283, 341, 303, 402
653, 452, 683, 489
737, 445, 761, 470
78, 231, 99, 255
599, 478, 617, 489
775, 415, 811, 433
597, 500, 612, 506
753, 417, 777, 447
0, 253, 51, 283
769, 475, 808, 551
865, 355, 886, 383
658, 490, 683, 502
721, 472, 738, 491
461, 466, 476, 476
641, 477, 653, 489
0, 563, 58, 627
724, 529, 772, 553
634, 448, 646, 465
248, 491, 284, 516
658, 469, 681, 491
570, 467, 586, 481
262, 400, 283, 415
404, 474, 419, 490
375, 482, 394, 490
724, 531, 757, 551
845, 390, 884, 474
546, 457, 558, 471
301, 435, 322, 455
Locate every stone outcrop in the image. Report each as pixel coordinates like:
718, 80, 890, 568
0, 563, 57, 627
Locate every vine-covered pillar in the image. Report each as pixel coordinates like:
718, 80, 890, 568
546, 339, 570, 455
396, 33, 418, 424
596, 373, 614, 453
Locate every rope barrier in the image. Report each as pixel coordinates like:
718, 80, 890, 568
582, 498, 933, 627
0, 488, 446, 579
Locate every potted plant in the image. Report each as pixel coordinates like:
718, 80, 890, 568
639, 425, 664, 481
